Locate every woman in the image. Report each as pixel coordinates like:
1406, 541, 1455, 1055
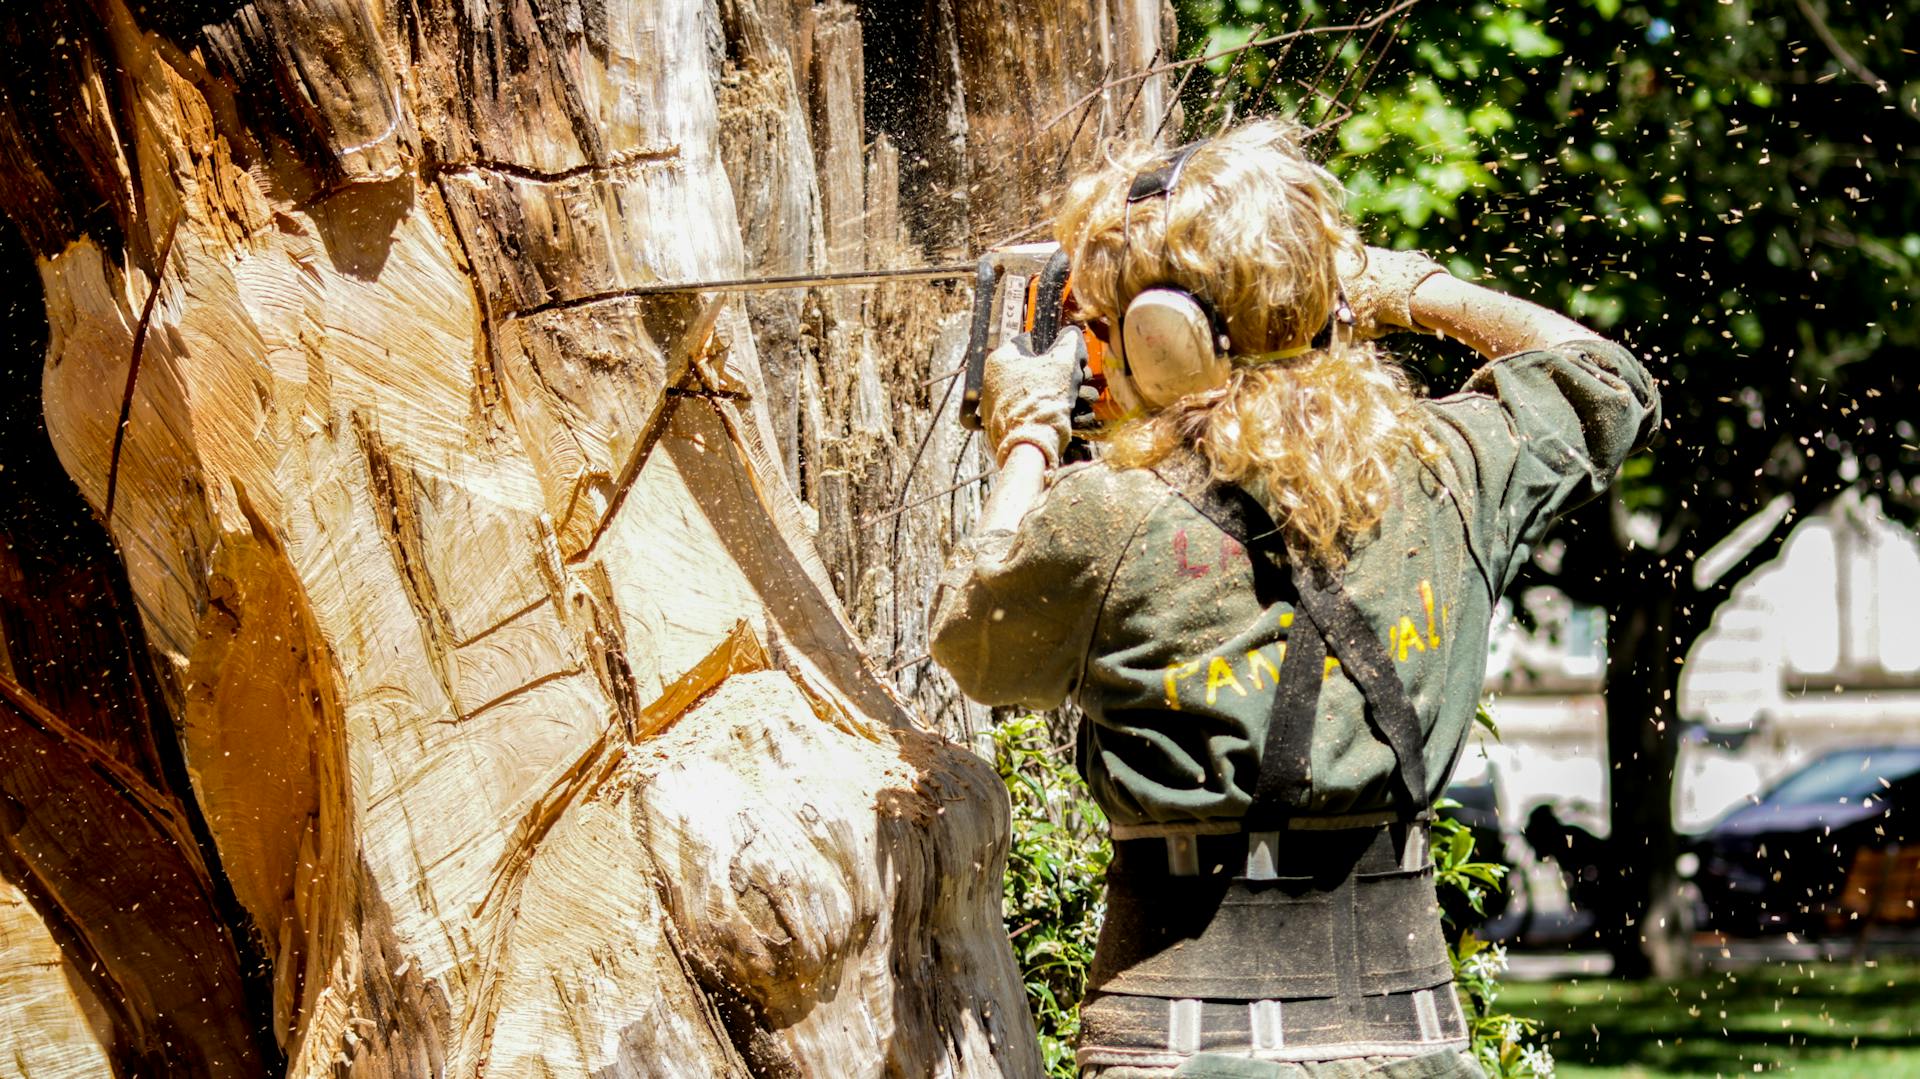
930, 120, 1659, 1078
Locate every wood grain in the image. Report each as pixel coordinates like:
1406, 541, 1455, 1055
0, 1, 1171, 1074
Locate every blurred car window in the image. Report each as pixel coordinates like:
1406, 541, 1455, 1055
1763, 746, 1920, 807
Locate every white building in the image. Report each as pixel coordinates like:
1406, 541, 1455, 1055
1459, 490, 1920, 836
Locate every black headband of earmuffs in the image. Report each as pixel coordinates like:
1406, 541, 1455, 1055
1118, 141, 1222, 372
1126, 140, 1205, 204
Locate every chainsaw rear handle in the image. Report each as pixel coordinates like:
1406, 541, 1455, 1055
1029, 247, 1072, 351
959, 260, 1002, 431
959, 246, 1074, 431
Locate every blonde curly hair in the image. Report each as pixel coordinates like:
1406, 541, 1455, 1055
1055, 119, 1430, 569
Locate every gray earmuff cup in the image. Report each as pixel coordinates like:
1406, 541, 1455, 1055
1117, 288, 1232, 410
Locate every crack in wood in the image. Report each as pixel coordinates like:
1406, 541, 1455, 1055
104, 212, 182, 524
423, 176, 508, 426
428, 146, 682, 186
353, 417, 465, 716
449, 593, 551, 650
457, 717, 630, 1072
438, 665, 584, 724
523, 0, 608, 164
572, 562, 645, 739
568, 296, 727, 564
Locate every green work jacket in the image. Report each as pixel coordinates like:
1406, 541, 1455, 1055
930, 339, 1659, 833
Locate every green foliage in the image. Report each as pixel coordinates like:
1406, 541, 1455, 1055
1171, 0, 1920, 574
993, 717, 1544, 1075
1432, 804, 1554, 1078
992, 715, 1109, 1078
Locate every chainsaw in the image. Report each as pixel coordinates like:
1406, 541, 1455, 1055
600, 244, 1120, 437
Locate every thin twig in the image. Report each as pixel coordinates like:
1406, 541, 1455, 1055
1312, 5, 1393, 129
1310, 7, 1410, 137
863, 469, 996, 525
1044, 0, 1420, 134
919, 364, 966, 388
1263, 8, 1317, 110
1310, 11, 1379, 129
982, 217, 1055, 252
105, 213, 183, 524
946, 428, 978, 548
1292, 23, 1361, 127
1040, 0, 1424, 133
1111, 46, 1164, 138
1051, 59, 1114, 185
1206, 23, 1265, 135
887, 367, 968, 660
1150, 48, 1207, 143
1793, 0, 1918, 121
886, 652, 931, 676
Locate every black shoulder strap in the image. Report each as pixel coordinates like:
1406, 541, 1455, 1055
1161, 473, 1429, 825
1254, 584, 1325, 822
1288, 562, 1430, 820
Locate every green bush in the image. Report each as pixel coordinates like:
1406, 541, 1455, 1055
992, 714, 1109, 1076
991, 715, 1555, 1077
1432, 805, 1556, 1078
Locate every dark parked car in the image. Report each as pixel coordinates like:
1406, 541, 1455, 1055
1693, 744, 1920, 936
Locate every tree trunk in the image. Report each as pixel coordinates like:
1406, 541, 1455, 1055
1602, 565, 1693, 981
0, 1, 1168, 1075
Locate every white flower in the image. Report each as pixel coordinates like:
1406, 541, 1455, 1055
1519, 1043, 1556, 1077
1463, 943, 1510, 981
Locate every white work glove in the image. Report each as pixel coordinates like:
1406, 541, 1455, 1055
1336, 245, 1450, 339
982, 331, 1082, 467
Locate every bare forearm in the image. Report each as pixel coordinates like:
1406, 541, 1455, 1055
1410, 275, 1600, 359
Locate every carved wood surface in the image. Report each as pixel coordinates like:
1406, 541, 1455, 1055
0, 1, 1169, 1075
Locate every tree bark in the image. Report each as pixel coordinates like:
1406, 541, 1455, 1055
1602, 563, 1693, 981
0, 1, 1167, 1075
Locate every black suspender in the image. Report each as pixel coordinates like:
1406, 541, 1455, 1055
1285, 561, 1430, 821
1161, 474, 1430, 826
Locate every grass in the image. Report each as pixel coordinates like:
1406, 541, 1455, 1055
1499, 961, 1920, 1077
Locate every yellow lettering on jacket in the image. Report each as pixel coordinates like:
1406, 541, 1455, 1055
1420, 580, 1441, 646
1206, 657, 1247, 705
1396, 616, 1427, 661
1245, 647, 1280, 691
1163, 660, 1202, 710
1159, 583, 1454, 707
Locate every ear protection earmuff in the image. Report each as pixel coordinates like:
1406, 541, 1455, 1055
1107, 288, 1231, 414
1106, 141, 1235, 414
1099, 139, 1354, 415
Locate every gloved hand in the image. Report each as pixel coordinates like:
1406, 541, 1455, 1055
1336, 245, 1450, 339
981, 330, 1083, 467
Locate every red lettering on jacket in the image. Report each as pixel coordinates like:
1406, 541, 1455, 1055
1173, 529, 1210, 578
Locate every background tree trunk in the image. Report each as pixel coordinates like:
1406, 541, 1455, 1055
1602, 569, 1689, 981
0, 1, 1169, 1075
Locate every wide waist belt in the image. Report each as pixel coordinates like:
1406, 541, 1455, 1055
1078, 984, 1468, 1068
1088, 823, 1453, 1002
